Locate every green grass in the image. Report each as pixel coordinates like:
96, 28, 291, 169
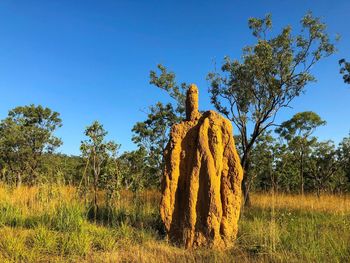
0, 185, 349, 262
238, 207, 350, 262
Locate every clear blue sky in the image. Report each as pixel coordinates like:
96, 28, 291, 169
1, 0, 349, 155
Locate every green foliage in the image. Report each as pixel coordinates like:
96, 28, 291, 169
132, 103, 179, 184
307, 140, 340, 197
40, 153, 83, 184
207, 12, 336, 204
338, 133, 350, 186
119, 148, 152, 191
80, 121, 121, 221
132, 64, 188, 188
0, 104, 62, 186
339, 59, 350, 84
246, 113, 349, 195
149, 64, 187, 115
276, 111, 326, 140
275, 112, 326, 194
250, 132, 278, 191
273, 144, 300, 192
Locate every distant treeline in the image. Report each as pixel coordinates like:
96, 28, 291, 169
0, 104, 349, 199
0, 105, 155, 192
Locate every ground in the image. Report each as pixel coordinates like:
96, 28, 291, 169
0, 185, 349, 262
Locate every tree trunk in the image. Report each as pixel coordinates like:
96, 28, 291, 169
16, 173, 22, 188
94, 181, 98, 222
300, 151, 304, 196
242, 176, 251, 207
241, 154, 252, 207
93, 154, 98, 222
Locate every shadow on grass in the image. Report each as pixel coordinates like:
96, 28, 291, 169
85, 200, 166, 239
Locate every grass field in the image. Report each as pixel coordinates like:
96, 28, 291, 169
0, 184, 349, 262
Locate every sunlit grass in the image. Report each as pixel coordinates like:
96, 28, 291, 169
0, 184, 349, 262
251, 192, 350, 214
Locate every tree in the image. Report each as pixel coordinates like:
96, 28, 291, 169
276, 111, 326, 195
338, 133, 350, 188
274, 143, 299, 193
40, 153, 83, 185
80, 121, 118, 221
119, 147, 151, 192
132, 103, 179, 184
102, 142, 122, 224
132, 65, 187, 186
149, 64, 187, 115
308, 140, 340, 197
0, 105, 62, 186
339, 59, 350, 84
250, 132, 278, 192
207, 13, 335, 205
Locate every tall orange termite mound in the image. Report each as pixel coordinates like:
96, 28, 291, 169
160, 84, 243, 248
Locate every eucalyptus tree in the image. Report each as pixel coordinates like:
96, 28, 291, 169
207, 13, 335, 205
119, 148, 149, 192
80, 121, 119, 221
308, 140, 340, 197
276, 111, 326, 195
132, 65, 187, 186
274, 144, 299, 193
250, 132, 278, 192
132, 102, 179, 184
0, 105, 62, 186
338, 133, 350, 188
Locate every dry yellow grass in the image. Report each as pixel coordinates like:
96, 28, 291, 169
2, 184, 348, 214
0, 185, 349, 262
251, 192, 350, 214
0, 184, 77, 215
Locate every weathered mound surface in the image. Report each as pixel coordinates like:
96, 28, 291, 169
160, 84, 243, 248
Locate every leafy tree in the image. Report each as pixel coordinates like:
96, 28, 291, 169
250, 132, 299, 194
40, 153, 83, 184
102, 142, 122, 223
132, 103, 179, 184
276, 111, 326, 195
274, 143, 299, 193
250, 132, 278, 192
149, 64, 187, 115
0, 105, 62, 186
80, 121, 119, 221
339, 59, 350, 84
207, 13, 335, 205
308, 140, 340, 197
119, 147, 150, 192
132, 65, 187, 186
338, 133, 350, 187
